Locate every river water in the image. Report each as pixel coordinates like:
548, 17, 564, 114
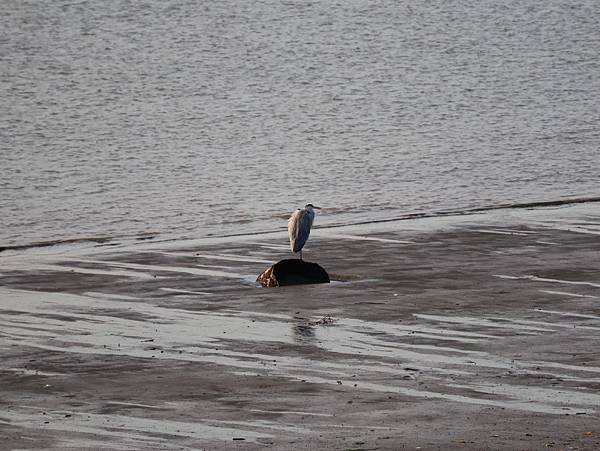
2, 0, 599, 248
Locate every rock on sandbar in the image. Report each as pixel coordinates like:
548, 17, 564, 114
257, 259, 330, 287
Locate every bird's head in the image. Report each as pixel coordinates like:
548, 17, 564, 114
305, 203, 322, 211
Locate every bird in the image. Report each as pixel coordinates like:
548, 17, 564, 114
288, 203, 321, 260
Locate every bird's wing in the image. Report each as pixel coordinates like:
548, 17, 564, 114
288, 209, 314, 253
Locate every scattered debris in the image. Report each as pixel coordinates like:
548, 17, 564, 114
312, 315, 337, 326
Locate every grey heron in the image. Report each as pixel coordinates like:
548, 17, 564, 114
288, 203, 321, 260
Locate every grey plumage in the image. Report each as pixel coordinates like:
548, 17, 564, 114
288, 203, 321, 258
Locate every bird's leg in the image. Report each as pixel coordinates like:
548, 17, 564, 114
299, 250, 303, 260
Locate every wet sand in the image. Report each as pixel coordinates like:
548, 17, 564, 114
1, 204, 600, 450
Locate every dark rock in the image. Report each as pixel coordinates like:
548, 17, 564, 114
257, 259, 330, 287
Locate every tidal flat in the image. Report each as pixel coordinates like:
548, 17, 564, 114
1, 203, 600, 450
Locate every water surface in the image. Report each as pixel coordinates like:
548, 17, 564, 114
2, 0, 599, 247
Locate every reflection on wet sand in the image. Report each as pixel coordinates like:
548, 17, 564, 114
292, 323, 316, 344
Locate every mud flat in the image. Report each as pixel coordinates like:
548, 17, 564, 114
1, 203, 600, 450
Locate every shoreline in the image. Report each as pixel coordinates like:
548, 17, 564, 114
2, 194, 600, 254
1, 203, 600, 449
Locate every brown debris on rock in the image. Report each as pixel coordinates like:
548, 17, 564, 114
257, 259, 330, 287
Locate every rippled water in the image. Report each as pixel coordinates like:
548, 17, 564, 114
2, 0, 599, 247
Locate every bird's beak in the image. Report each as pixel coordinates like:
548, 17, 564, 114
313, 206, 322, 210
